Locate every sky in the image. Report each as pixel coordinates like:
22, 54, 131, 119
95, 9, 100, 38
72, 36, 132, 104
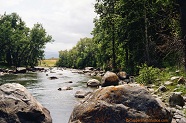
0, 0, 97, 58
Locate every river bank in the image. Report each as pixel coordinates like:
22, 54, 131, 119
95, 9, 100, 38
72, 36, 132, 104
0, 67, 186, 123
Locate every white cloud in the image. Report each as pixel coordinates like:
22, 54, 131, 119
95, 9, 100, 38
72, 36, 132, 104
0, 0, 96, 58
0, 0, 24, 7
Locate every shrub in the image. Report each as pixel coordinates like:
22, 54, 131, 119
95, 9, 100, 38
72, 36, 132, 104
136, 64, 160, 85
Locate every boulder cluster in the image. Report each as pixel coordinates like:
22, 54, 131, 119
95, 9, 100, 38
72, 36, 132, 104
70, 69, 179, 123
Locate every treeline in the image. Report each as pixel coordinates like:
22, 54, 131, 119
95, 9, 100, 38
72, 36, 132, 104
57, 0, 186, 74
56, 38, 98, 69
0, 13, 53, 67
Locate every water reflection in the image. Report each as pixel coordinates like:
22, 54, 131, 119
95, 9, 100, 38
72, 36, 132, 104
0, 73, 38, 86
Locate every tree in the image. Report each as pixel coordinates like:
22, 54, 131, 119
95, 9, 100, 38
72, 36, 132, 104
0, 13, 53, 67
94, 0, 118, 71
28, 23, 53, 67
92, 0, 182, 74
57, 38, 98, 69
177, 0, 186, 70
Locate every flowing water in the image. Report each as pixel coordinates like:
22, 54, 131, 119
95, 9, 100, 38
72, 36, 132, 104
0, 68, 96, 123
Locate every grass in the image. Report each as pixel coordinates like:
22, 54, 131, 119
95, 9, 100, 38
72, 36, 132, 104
39, 58, 58, 67
136, 65, 186, 106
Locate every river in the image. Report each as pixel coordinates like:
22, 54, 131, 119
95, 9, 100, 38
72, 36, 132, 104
0, 68, 96, 123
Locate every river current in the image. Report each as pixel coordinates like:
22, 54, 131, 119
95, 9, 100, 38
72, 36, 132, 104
0, 68, 95, 123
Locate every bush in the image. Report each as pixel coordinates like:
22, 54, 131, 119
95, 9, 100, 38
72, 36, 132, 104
136, 64, 160, 85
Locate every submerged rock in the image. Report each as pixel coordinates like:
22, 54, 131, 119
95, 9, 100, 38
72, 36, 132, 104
0, 83, 52, 123
62, 86, 73, 90
69, 84, 172, 123
48, 76, 58, 80
75, 91, 92, 98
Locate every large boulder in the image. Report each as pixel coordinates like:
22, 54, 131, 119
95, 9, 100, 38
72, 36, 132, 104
87, 79, 100, 87
169, 92, 185, 107
101, 71, 119, 87
69, 84, 172, 123
0, 83, 52, 123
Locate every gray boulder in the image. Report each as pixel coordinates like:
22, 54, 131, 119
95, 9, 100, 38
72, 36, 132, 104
87, 79, 100, 87
169, 93, 185, 107
101, 71, 119, 87
69, 84, 172, 123
0, 83, 52, 123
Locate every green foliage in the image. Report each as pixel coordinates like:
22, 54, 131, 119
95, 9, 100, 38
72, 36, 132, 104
0, 13, 53, 67
56, 38, 98, 69
175, 85, 186, 95
57, 0, 184, 74
136, 64, 160, 85
92, 0, 182, 74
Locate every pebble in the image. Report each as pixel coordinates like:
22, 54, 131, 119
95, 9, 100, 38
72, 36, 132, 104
173, 114, 183, 119
164, 81, 173, 86
176, 105, 183, 110
171, 76, 180, 81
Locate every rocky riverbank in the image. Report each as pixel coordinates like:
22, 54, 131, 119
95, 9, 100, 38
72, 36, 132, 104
0, 67, 185, 123
70, 68, 186, 123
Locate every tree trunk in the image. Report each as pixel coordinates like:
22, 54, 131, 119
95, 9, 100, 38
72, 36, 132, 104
111, 0, 116, 72
112, 24, 116, 72
6, 50, 12, 66
125, 45, 129, 68
144, 3, 150, 65
178, 0, 186, 70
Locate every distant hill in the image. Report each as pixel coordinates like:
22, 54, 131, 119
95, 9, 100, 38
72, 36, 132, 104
44, 51, 59, 59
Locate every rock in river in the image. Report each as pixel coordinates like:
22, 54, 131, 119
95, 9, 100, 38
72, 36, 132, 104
87, 79, 100, 87
48, 76, 58, 80
0, 83, 52, 123
75, 91, 92, 98
69, 84, 172, 123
